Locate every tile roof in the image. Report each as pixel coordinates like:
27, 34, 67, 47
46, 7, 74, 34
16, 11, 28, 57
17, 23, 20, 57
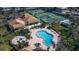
8, 13, 40, 29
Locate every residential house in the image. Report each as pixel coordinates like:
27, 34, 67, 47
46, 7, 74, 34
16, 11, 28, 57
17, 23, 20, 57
55, 7, 70, 14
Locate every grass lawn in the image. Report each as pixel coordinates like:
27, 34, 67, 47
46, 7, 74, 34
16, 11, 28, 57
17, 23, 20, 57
0, 26, 15, 42
50, 22, 64, 33
0, 44, 12, 51
0, 26, 16, 50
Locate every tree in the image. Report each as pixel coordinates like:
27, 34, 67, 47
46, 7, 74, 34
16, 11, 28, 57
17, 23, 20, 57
56, 14, 79, 51
34, 43, 40, 47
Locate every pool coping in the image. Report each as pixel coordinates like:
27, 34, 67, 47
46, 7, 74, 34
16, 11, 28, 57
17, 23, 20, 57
29, 28, 59, 51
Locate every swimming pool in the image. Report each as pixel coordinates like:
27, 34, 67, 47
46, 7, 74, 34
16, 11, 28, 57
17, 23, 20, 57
36, 30, 54, 46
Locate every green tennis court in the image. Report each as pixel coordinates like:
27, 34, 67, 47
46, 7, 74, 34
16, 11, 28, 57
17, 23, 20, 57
28, 10, 68, 24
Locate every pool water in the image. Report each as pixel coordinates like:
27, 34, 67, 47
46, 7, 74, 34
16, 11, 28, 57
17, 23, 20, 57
36, 30, 54, 46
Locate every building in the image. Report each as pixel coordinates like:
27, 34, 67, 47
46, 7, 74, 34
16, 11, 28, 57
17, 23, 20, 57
8, 13, 40, 31
55, 7, 70, 14
70, 12, 79, 16
60, 19, 72, 28
2, 7, 12, 11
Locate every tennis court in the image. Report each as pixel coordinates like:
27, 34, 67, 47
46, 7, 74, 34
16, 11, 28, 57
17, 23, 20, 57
28, 9, 68, 24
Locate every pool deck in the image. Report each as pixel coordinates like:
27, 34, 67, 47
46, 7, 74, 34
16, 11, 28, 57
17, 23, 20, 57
29, 28, 59, 51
